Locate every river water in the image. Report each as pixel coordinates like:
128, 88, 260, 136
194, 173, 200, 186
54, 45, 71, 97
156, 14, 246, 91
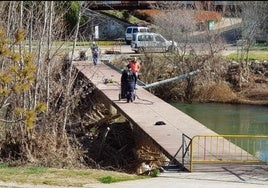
171, 103, 268, 161
171, 103, 268, 135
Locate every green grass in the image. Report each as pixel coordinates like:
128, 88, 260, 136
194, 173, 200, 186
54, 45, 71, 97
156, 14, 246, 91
258, 47, 268, 51
256, 42, 268, 47
0, 164, 149, 187
253, 42, 268, 51
99, 176, 120, 183
23, 40, 126, 48
226, 51, 268, 61
101, 10, 148, 25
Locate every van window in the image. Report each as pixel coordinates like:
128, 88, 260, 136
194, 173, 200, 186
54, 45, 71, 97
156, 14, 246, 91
139, 28, 148, 32
136, 34, 154, 42
145, 35, 153, 41
126, 28, 132, 34
155, 35, 165, 42
138, 35, 144, 41
133, 28, 138, 33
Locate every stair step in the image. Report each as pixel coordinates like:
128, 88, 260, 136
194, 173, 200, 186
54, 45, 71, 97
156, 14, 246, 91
160, 165, 183, 172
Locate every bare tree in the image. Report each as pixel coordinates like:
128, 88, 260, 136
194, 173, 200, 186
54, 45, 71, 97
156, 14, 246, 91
144, 1, 230, 103
150, 1, 196, 56
235, 1, 268, 87
0, 1, 87, 166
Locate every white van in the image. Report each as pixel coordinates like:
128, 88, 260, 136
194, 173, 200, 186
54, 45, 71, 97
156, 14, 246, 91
131, 32, 177, 53
125, 26, 149, 45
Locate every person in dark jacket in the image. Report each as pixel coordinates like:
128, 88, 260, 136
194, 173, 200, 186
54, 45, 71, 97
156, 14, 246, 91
121, 64, 136, 103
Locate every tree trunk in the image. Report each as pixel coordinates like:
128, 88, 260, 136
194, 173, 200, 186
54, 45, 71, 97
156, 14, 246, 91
34, 1, 48, 109
62, 1, 83, 132
46, 1, 54, 112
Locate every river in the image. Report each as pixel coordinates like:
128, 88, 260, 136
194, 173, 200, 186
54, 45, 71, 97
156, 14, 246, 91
171, 102, 268, 135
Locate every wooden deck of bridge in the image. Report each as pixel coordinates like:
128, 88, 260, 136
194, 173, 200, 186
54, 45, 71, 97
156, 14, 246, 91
73, 60, 221, 167
73, 60, 268, 173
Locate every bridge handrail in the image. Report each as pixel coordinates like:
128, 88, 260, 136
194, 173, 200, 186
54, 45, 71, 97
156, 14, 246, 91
188, 134, 268, 171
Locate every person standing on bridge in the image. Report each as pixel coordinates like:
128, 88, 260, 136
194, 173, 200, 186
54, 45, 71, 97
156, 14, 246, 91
121, 64, 136, 103
91, 41, 100, 65
129, 57, 141, 89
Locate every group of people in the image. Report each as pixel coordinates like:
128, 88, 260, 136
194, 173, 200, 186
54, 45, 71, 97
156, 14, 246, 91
121, 57, 141, 103
89, 41, 141, 103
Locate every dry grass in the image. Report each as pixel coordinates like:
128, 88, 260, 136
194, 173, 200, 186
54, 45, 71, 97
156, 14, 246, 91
196, 82, 237, 102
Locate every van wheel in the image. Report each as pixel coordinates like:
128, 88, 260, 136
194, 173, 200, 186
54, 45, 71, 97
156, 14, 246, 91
168, 45, 176, 52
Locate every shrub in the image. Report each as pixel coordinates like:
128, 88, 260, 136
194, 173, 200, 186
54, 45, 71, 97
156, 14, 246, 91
196, 82, 237, 102
150, 169, 160, 177
99, 176, 116, 183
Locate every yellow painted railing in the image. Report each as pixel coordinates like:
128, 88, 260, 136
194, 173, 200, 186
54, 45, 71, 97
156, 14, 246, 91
187, 135, 268, 172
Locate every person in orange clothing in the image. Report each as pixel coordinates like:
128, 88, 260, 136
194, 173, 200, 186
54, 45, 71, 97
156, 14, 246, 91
129, 57, 141, 89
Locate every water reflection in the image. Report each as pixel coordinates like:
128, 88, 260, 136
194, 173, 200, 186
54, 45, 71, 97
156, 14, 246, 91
255, 139, 268, 162
171, 103, 268, 135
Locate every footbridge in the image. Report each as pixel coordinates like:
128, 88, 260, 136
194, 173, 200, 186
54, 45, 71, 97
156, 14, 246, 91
73, 59, 267, 172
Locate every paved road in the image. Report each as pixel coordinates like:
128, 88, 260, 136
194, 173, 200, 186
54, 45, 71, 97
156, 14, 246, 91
98, 43, 238, 58
86, 166, 268, 188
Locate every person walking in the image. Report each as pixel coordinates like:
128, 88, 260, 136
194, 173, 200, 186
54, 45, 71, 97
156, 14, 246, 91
91, 41, 99, 65
129, 57, 141, 89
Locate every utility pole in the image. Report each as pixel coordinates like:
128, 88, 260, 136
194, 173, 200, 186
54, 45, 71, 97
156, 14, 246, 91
142, 70, 200, 89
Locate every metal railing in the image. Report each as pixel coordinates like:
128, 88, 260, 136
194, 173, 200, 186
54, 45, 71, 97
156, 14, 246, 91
186, 135, 268, 172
